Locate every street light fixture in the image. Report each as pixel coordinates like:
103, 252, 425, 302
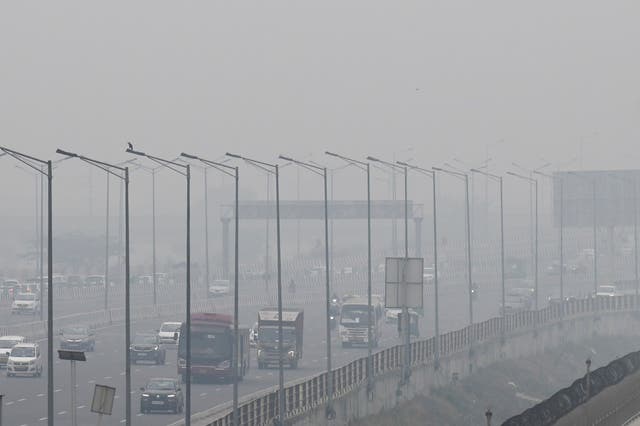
1, 146, 54, 426
433, 166, 474, 325
567, 171, 598, 295
181, 152, 242, 425
470, 169, 505, 325
397, 161, 440, 368
533, 170, 565, 312
278, 154, 335, 418
126, 147, 192, 426
325, 151, 375, 394
368, 156, 413, 384
56, 148, 133, 425
506, 171, 539, 310
607, 173, 639, 298
226, 152, 286, 426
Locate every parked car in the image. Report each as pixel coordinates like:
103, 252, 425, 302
0, 336, 26, 368
130, 333, 166, 364
157, 322, 182, 346
59, 326, 95, 351
7, 342, 43, 377
140, 377, 184, 414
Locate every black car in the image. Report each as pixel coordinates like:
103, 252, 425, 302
130, 333, 166, 364
140, 377, 184, 414
59, 326, 95, 351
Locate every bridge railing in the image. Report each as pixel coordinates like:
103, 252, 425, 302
183, 294, 639, 426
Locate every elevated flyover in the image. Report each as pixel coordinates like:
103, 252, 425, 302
169, 296, 640, 426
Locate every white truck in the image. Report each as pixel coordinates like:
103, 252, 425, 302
339, 296, 382, 348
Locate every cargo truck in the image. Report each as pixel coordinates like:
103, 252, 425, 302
339, 296, 381, 348
257, 308, 304, 369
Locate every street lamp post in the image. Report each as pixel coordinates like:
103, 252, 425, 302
127, 147, 192, 426
568, 172, 598, 294
279, 155, 335, 418
56, 148, 133, 425
226, 152, 285, 425
471, 169, 505, 324
433, 167, 474, 325
1, 147, 54, 426
534, 171, 565, 308
181, 152, 241, 425
368, 157, 412, 383
397, 162, 440, 367
608, 173, 639, 298
129, 162, 160, 306
507, 172, 539, 310
325, 151, 375, 393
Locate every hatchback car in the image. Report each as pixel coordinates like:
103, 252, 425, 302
130, 333, 166, 364
59, 326, 95, 351
140, 377, 184, 413
7, 343, 42, 377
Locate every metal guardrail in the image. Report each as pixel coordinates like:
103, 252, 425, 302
174, 294, 640, 426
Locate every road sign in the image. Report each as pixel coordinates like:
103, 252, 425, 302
57, 350, 86, 362
385, 257, 424, 309
91, 384, 116, 415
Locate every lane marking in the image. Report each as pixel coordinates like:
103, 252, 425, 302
37, 393, 45, 397
39, 417, 48, 421
57, 411, 66, 415
18, 398, 26, 402
77, 405, 85, 409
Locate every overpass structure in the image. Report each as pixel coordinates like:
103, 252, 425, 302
219, 200, 424, 277
168, 295, 640, 426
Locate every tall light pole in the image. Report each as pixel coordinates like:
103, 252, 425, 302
181, 152, 241, 425
368, 156, 412, 383
0, 147, 53, 426
325, 151, 375, 394
471, 169, 505, 323
397, 162, 440, 367
279, 155, 335, 418
608, 173, 638, 297
226, 152, 285, 425
129, 162, 161, 306
433, 167, 474, 324
534, 171, 565, 308
56, 149, 132, 425
568, 172, 598, 294
507, 172, 539, 310
127, 147, 192, 426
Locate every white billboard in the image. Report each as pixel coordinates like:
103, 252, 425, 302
385, 257, 424, 309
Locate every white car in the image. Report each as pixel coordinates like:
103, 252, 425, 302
7, 343, 42, 377
385, 308, 402, 324
157, 321, 182, 345
0, 335, 26, 368
596, 285, 618, 297
11, 292, 40, 315
208, 279, 230, 297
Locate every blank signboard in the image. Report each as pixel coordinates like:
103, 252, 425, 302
91, 384, 116, 415
385, 257, 424, 309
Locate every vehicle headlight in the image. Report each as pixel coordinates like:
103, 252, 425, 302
167, 394, 176, 398
29, 359, 36, 364
257, 350, 262, 357
153, 345, 159, 350
330, 316, 335, 320
218, 360, 231, 369
287, 350, 295, 358
141, 393, 150, 397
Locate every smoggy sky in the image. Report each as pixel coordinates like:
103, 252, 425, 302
1, 1, 639, 216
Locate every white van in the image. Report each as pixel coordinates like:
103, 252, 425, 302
7, 343, 42, 377
0, 336, 26, 368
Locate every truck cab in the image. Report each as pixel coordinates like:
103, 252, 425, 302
339, 297, 381, 348
257, 308, 304, 369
